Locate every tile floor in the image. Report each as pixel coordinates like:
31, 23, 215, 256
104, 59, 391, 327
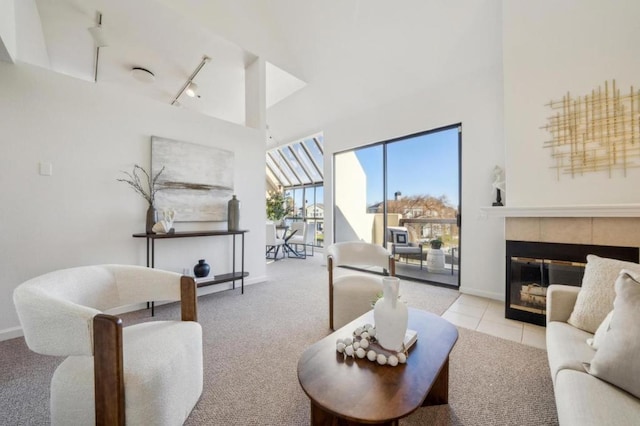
442, 294, 547, 350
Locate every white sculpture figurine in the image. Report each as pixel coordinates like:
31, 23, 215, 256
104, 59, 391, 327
492, 165, 505, 206
152, 208, 176, 234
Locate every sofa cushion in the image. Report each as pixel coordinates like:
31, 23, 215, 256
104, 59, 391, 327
587, 270, 640, 399
51, 320, 203, 426
568, 255, 640, 334
555, 368, 640, 426
545, 321, 595, 385
333, 275, 383, 330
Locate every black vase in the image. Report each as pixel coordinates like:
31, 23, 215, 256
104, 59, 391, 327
193, 259, 210, 278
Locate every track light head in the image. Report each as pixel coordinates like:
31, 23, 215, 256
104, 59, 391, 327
185, 82, 198, 97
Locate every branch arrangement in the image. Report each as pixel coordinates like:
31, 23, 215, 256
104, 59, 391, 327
117, 165, 165, 205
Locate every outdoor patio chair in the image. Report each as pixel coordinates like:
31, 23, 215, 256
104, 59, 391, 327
388, 226, 424, 269
327, 241, 395, 330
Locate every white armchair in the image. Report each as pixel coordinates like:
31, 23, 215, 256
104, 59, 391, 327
327, 241, 395, 330
13, 265, 203, 426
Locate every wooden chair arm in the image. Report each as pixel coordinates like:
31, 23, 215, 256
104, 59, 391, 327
389, 256, 396, 276
180, 276, 198, 322
328, 255, 334, 330
93, 314, 125, 426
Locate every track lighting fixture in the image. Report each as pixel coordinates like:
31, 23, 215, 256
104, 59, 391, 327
171, 55, 211, 106
88, 11, 106, 82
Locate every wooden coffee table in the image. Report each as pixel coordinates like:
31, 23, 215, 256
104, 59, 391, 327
297, 308, 458, 425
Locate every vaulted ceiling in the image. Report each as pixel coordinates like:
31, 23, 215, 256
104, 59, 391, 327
27, 0, 501, 147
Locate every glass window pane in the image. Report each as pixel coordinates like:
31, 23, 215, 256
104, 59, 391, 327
332, 125, 460, 287
280, 147, 311, 185
290, 188, 304, 219
266, 155, 291, 187
267, 133, 323, 190
303, 138, 324, 171
334, 145, 383, 243
293, 143, 322, 182
273, 151, 301, 186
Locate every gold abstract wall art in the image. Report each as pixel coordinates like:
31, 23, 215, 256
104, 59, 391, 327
542, 79, 640, 179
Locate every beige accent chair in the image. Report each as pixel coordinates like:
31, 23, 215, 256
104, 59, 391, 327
13, 265, 202, 426
327, 241, 395, 330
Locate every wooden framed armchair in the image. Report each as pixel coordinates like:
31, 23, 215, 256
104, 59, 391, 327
13, 265, 202, 426
327, 241, 395, 330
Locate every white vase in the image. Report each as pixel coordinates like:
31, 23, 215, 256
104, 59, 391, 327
374, 277, 408, 351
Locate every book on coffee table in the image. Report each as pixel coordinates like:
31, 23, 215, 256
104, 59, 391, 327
404, 329, 418, 350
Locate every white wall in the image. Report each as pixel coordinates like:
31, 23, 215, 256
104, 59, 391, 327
334, 151, 374, 242
0, 0, 16, 62
14, 0, 49, 68
0, 62, 267, 339
503, 1, 640, 206
323, 61, 506, 300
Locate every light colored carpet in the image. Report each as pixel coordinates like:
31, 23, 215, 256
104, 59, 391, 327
0, 254, 558, 425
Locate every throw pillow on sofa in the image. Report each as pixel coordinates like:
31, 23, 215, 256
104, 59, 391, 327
568, 255, 640, 333
586, 310, 613, 350
586, 270, 640, 399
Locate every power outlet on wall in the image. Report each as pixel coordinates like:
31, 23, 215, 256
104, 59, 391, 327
39, 162, 53, 176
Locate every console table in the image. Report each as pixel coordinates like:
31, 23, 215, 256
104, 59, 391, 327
133, 230, 249, 314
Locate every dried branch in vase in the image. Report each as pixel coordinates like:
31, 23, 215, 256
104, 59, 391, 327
117, 164, 165, 205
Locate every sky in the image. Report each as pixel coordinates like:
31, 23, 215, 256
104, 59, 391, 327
355, 127, 459, 207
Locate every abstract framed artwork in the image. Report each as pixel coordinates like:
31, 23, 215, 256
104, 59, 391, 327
542, 79, 640, 179
151, 136, 234, 222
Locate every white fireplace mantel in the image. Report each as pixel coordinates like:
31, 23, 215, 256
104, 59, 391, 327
480, 204, 640, 218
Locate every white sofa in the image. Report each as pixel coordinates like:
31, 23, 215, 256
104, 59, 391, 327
546, 284, 640, 425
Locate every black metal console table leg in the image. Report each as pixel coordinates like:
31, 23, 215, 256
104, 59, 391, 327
232, 234, 236, 291
241, 232, 245, 294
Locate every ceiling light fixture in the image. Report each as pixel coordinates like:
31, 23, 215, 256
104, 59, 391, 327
131, 67, 155, 84
171, 55, 211, 106
185, 82, 198, 97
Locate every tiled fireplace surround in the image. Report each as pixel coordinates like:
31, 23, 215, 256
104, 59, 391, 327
505, 217, 640, 248
506, 216, 640, 328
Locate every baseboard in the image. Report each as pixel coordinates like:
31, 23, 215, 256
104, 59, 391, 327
1, 276, 270, 342
0, 326, 24, 342
459, 285, 504, 302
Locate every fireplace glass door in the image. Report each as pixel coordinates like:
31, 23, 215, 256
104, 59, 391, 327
505, 240, 638, 326
509, 257, 585, 322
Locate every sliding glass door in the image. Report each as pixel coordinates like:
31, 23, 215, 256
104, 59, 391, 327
334, 124, 460, 287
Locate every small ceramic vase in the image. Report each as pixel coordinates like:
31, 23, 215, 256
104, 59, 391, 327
374, 277, 408, 351
146, 205, 157, 234
193, 259, 210, 278
228, 195, 240, 231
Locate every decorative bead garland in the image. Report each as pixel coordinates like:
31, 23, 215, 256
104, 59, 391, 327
335, 323, 407, 366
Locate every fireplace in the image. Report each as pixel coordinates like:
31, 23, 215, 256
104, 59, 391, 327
506, 240, 639, 326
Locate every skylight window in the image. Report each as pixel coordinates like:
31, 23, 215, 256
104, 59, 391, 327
266, 133, 324, 190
